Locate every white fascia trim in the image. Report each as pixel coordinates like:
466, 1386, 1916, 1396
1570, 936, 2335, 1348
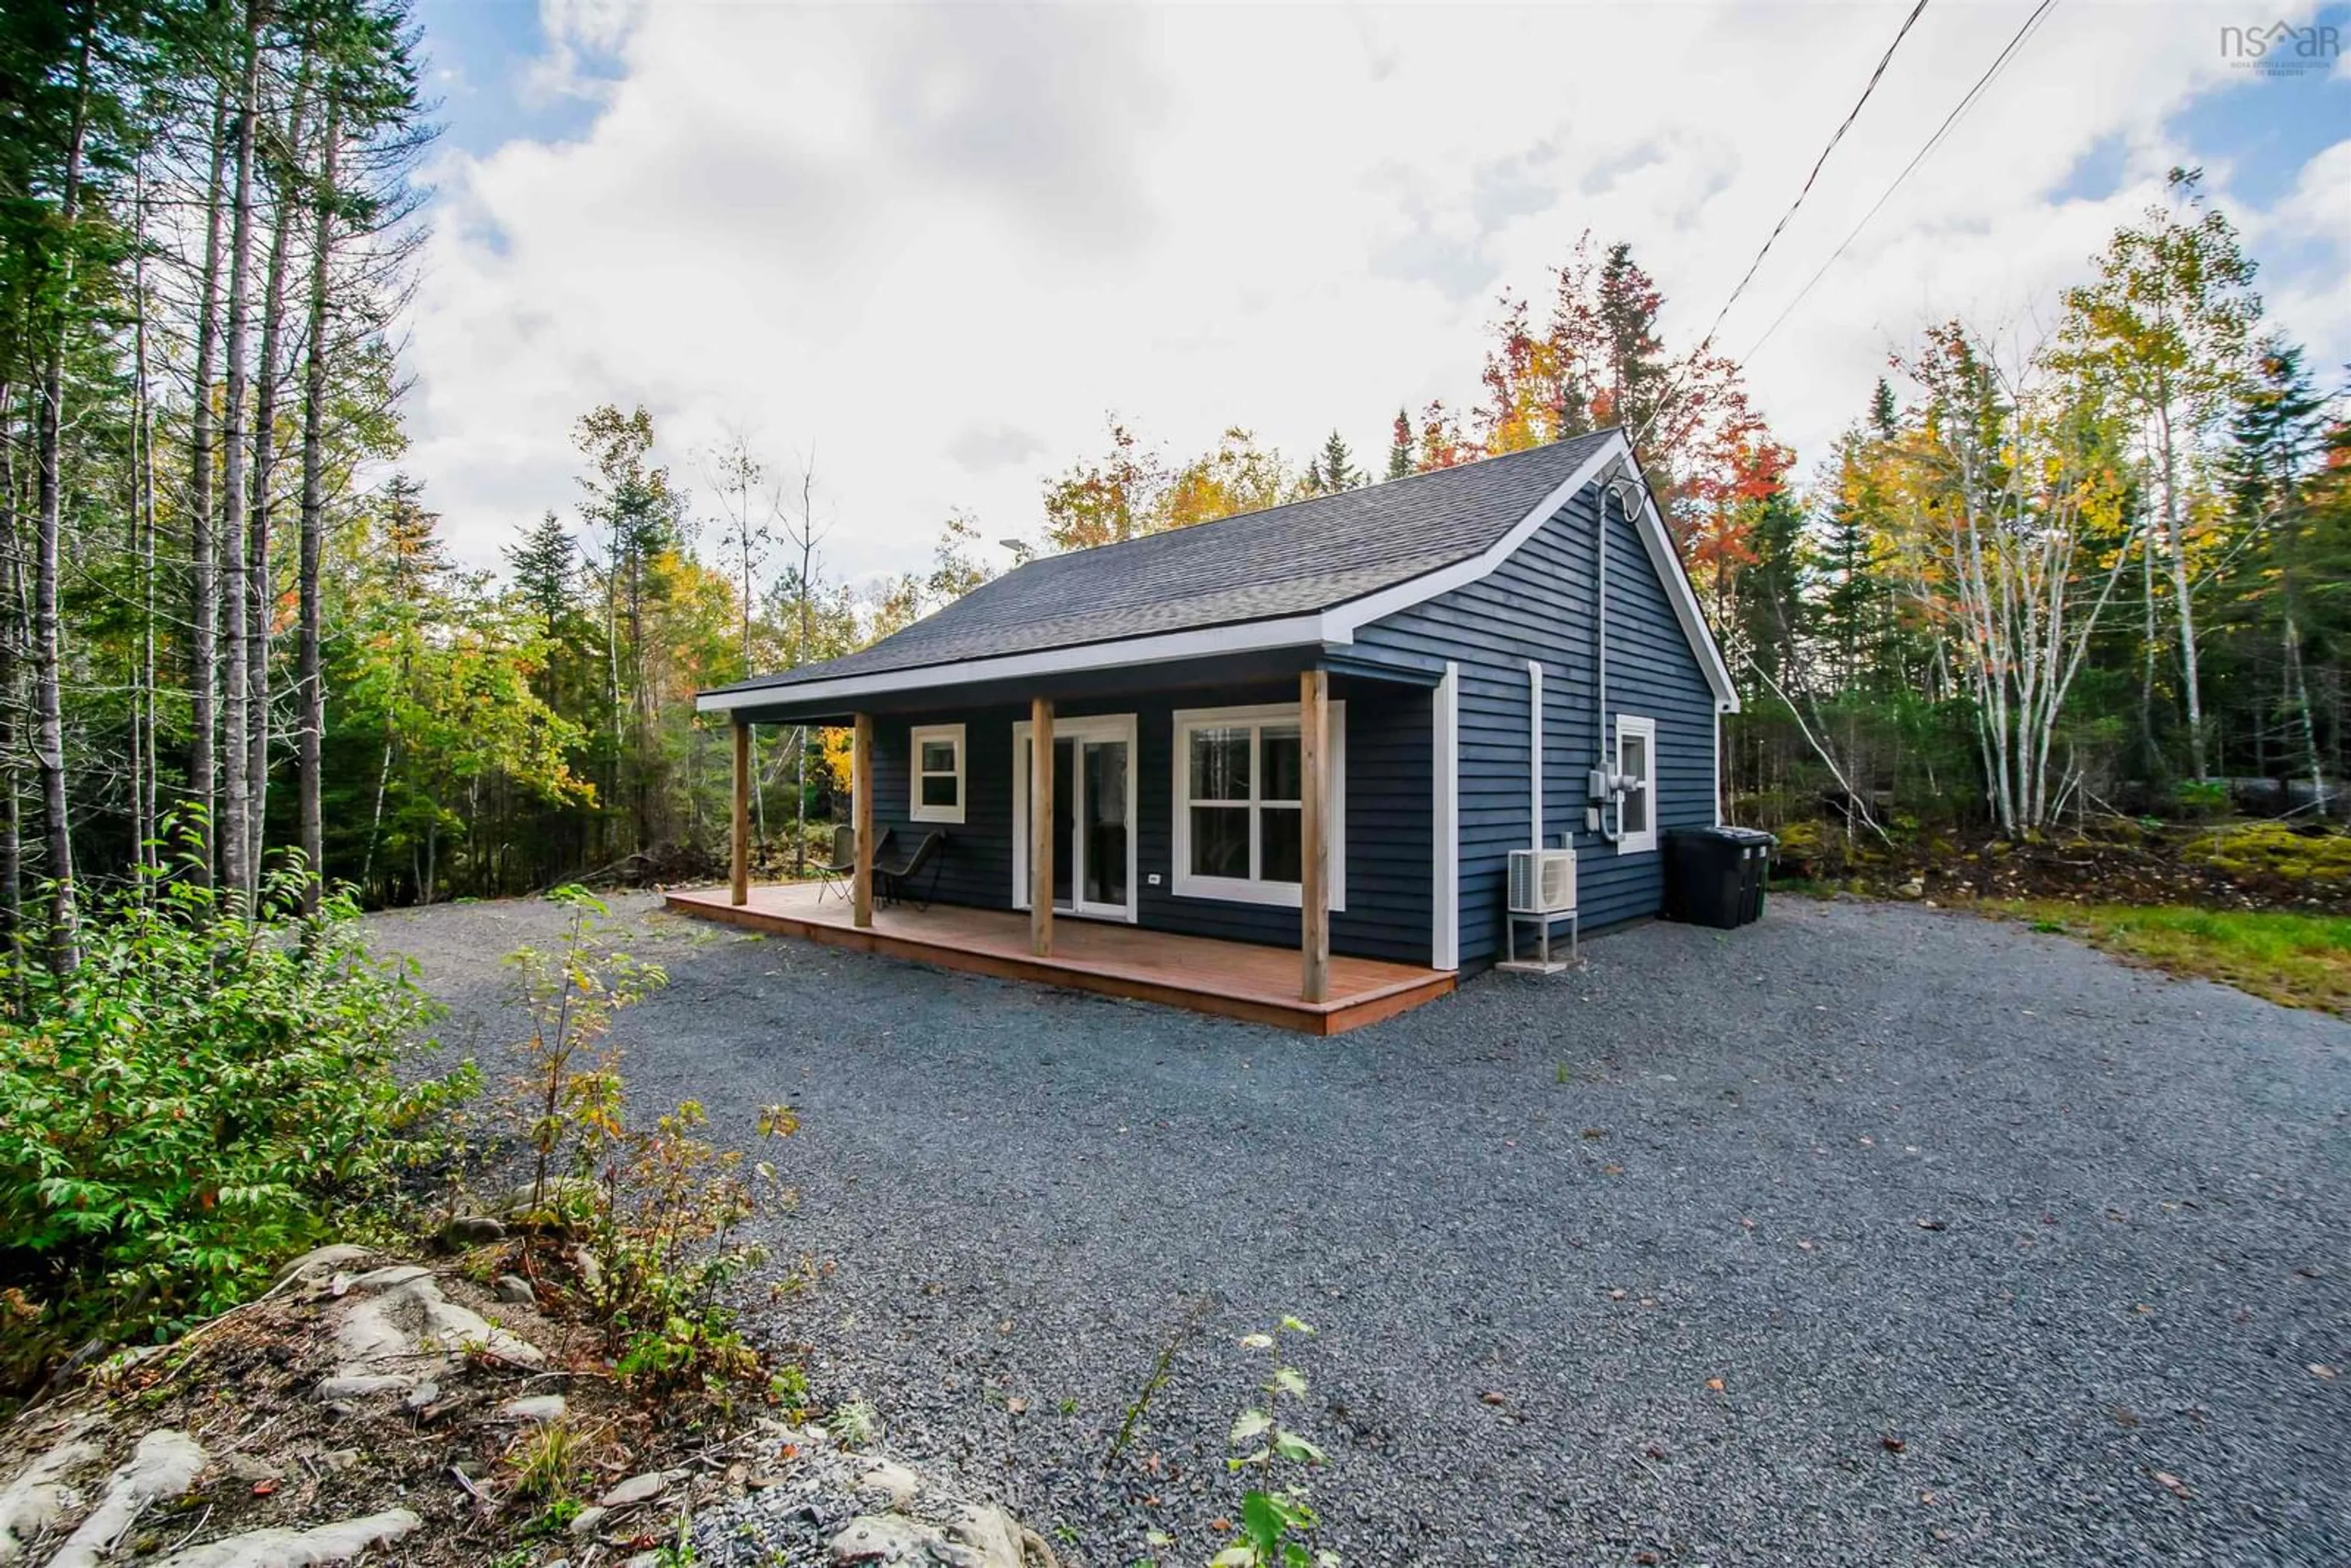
1622, 467, 1742, 713
696, 612, 1338, 714
1321, 430, 1741, 713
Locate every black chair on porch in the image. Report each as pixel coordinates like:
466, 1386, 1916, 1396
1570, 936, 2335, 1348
875, 830, 947, 911
815, 824, 887, 905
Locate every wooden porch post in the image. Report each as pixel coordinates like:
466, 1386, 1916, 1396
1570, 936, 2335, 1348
1300, 669, 1330, 1003
852, 713, 874, 928
730, 719, 751, 906
1030, 697, 1054, 957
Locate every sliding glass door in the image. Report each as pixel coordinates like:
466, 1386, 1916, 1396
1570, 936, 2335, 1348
1013, 715, 1136, 921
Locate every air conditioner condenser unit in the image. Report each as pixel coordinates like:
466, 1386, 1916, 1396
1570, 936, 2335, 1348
1508, 847, 1577, 915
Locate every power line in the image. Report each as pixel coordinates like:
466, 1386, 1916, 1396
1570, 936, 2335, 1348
1631, 0, 1933, 451
1744, 0, 2062, 362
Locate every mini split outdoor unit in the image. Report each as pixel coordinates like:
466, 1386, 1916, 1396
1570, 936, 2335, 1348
1501, 847, 1578, 973
1508, 847, 1577, 914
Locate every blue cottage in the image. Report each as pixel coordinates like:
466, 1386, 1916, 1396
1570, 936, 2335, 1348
688, 428, 1739, 1026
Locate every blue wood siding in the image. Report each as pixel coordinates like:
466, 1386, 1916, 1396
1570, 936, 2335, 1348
1352, 478, 1720, 968
858, 676, 1433, 966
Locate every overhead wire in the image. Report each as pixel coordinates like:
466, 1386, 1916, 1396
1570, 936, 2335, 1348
1630, 0, 1933, 451
1742, 0, 2063, 363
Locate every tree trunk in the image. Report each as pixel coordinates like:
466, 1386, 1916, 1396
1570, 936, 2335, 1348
246, 53, 312, 885
2154, 401, 2205, 778
0, 389, 22, 977
132, 154, 159, 878
221, 0, 268, 909
187, 89, 230, 885
31, 26, 95, 974
296, 98, 340, 908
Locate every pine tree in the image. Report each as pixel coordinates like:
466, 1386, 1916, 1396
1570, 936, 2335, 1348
1386, 409, 1412, 481
508, 512, 579, 637
1318, 430, 1355, 492
1869, 377, 1898, 439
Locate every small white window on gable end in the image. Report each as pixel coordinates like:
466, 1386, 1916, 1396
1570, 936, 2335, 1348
909, 723, 965, 825
1615, 714, 1656, 853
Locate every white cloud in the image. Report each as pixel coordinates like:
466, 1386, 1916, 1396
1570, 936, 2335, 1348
402, 0, 2350, 585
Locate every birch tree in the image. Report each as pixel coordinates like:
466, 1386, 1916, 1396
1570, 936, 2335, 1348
1891, 326, 2137, 836
2053, 168, 2260, 781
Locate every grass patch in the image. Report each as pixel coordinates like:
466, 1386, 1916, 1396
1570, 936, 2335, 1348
1990, 900, 2351, 1015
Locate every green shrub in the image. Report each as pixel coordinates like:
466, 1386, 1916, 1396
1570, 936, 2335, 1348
0, 857, 470, 1383
499, 888, 791, 1396
2173, 778, 2230, 819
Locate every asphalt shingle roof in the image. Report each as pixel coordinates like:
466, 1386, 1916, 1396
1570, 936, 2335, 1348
709, 429, 1621, 695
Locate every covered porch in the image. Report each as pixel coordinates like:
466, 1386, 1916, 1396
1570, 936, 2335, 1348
680, 648, 1458, 1030
663, 880, 1453, 1035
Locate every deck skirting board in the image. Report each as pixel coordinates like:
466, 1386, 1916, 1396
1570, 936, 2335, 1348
664, 887, 1453, 1035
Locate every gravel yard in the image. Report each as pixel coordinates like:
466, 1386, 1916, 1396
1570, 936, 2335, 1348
375, 893, 2350, 1566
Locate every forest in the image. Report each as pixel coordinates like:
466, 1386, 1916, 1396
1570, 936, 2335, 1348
5, 0, 2346, 983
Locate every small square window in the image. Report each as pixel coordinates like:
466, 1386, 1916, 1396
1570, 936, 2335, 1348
909, 724, 964, 825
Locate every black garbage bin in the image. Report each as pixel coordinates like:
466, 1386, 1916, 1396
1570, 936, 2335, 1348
1665, 826, 1777, 928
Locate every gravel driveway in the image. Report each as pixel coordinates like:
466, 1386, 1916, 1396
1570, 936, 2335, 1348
375, 893, 2349, 1566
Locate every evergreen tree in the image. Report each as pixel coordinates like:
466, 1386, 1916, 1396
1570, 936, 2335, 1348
1318, 430, 1355, 492
1869, 377, 1898, 439
507, 511, 578, 637
1387, 409, 1412, 480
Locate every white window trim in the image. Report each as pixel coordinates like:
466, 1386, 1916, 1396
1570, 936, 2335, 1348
1615, 713, 1657, 855
1171, 701, 1346, 911
909, 722, 966, 825
1010, 713, 1139, 923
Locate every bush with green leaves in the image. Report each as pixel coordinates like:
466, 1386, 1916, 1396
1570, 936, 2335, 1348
498, 887, 793, 1396
0, 855, 470, 1387
1217, 1316, 1337, 1568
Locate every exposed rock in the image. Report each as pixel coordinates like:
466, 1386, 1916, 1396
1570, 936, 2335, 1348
0, 1431, 99, 1562
828, 1513, 936, 1563
493, 1275, 536, 1307
495, 1395, 566, 1425
569, 1245, 603, 1294
947, 1506, 1026, 1568
147, 1507, 422, 1567
596, 1471, 676, 1510
48, 1429, 206, 1568
314, 1373, 414, 1401
321, 1264, 542, 1401
566, 1505, 607, 1537
495, 1179, 596, 1221
401, 1381, 441, 1412
855, 1460, 920, 1508
272, 1245, 379, 1286
222, 1454, 283, 1485
438, 1215, 505, 1249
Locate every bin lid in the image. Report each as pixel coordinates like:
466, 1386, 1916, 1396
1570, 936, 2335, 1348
1667, 825, 1779, 847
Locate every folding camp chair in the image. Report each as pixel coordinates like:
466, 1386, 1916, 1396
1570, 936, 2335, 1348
815, 824, 886, 904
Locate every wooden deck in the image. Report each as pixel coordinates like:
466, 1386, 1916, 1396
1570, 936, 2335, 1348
662, 883, 1455, 1035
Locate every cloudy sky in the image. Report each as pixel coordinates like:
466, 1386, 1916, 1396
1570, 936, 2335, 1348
402, 0, 2351, 585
